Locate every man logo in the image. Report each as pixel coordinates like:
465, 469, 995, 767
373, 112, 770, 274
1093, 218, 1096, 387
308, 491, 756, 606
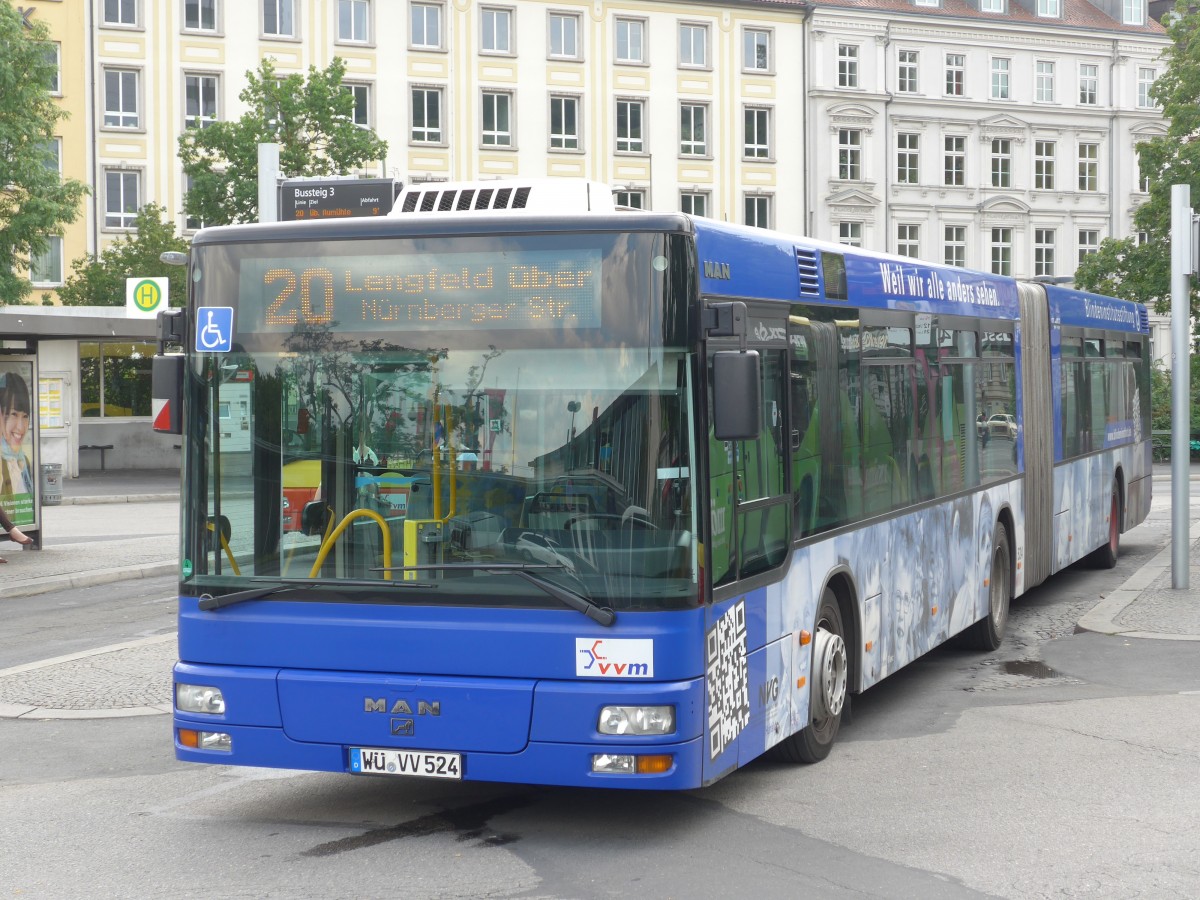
391, 718, 414, 736
703, 260, 732, 280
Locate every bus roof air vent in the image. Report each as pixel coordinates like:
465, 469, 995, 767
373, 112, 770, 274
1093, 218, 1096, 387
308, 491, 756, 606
390, 179, 616, 216
796, 248, 821, 296
1137, 305, 1150, 332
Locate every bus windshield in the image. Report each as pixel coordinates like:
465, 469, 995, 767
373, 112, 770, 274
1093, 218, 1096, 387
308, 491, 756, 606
181, 229, 699, 612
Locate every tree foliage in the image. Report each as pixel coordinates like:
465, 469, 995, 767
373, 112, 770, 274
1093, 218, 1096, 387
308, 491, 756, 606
0, 3, 88, 305
56, 204, 188, 307
178, 57, 388, 226
1075, 0, 1200, 315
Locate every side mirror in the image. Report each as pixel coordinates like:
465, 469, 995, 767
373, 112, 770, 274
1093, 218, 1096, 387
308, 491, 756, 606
712, 350, 762, 441
301, 500, 330, 536
151, 354, 184, 434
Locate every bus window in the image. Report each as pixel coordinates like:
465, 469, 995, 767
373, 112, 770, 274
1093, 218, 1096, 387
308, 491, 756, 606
735, 351, 789, 579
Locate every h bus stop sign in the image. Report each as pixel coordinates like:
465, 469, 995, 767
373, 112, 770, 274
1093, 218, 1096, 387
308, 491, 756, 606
279, 178, 400, 221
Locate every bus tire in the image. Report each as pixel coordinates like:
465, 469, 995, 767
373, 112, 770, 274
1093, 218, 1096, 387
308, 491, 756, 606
770, 588, 847, 764
1090, 482, 1121, 569
963, 524, 1011, 652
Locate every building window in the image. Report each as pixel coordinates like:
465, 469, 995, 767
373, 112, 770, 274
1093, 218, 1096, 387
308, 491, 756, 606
80, 342, 157, 418
615, 18, 645, 64
1137, 144, 1150, 192
1034, 228, 1056, 277
1123, 0, 1144, 25
681, 191, 709, 217
680, 103, 708, 157
549, 12, 580, 59
897, 133, 919, 184
1034, 140, 1056, 190
1138, 68, 1157, 108
897, 224, 920, 258
104, 169, 141, 229
990, 227, 1012, 276
839, 222, 863, 247
945, 54, 964, 96
745, 194, 771, 229
42, 137, 62, 174
944, 135, 965, 186
744, 28, 770, 72
744, 107, 770, 159
184, 74, 219, 129
944, 225, 966, 267
1036, 61, 1055, 102
991, 58, 1010, 100
44, 43, 61, 94
616, 99, 644, 153
411, 87, 442, 143
838, 128, 861, 180
30, 236, 64, 286
481, 91, 512, 147
103, 68, 140, 129
480, 7, 510, 53
263, 0, 295, 37
344, 83, 371, 127
838, 44, 859, 88
184, 0, 217, 32
897, 50, 918, 93
184, 175, 206, 231
1078, 229, 1099, 261
991, 138, 1011, 188
1079, 64, 1098, 105
338, 0, 370, 43
412, 2, 443, 49
1078, 143, 1098, 191
614, 189, 645, 209
679, 23, 708, 68
980, 0, 1004, 11
104, 0, 138, 27
1136, 231, 1149, 245
1037, 0, 1060, 14
549, 95, 579, 150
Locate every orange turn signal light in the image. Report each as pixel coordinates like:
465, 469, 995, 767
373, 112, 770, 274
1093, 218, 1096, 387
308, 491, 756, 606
635, 754, 674, 774
178, 729, 199, 748
799, 630, 812, 646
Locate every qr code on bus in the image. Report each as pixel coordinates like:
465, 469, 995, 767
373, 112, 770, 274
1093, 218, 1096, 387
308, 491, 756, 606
706, 600, 749, 761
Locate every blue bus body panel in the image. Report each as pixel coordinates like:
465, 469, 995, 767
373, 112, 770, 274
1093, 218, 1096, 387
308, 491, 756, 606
176, 600, 711, 788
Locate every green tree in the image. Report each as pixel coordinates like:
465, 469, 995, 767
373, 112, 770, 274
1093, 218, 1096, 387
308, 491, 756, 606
57, 203, 188, 307
1075, 0, 1199, 316
178, 57, 387, 226
0, 3, 89, 305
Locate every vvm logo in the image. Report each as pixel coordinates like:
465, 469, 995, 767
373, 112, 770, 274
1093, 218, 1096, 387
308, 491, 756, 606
575, 638, 654, 678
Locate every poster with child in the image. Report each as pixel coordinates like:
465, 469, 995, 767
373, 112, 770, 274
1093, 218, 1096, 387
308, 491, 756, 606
1, 363, 36, 527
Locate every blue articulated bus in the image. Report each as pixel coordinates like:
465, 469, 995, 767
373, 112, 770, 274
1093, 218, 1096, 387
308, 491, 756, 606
154, 179, 1151, 789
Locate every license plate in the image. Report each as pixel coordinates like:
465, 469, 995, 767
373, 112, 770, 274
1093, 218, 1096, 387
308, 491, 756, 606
349, 747, 462, 780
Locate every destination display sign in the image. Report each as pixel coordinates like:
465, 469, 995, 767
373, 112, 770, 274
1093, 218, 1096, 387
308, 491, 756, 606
279, 178, 398, 220
237, 249, 604, 333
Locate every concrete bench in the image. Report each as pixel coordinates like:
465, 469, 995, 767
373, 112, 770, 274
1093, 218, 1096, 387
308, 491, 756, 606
80, 443, 115, 470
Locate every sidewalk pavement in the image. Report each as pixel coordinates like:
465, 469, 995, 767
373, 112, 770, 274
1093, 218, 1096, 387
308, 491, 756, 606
0, 464, 1196, 719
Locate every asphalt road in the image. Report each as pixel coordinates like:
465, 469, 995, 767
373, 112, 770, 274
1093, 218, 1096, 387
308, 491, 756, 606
1, 492, 1198, 898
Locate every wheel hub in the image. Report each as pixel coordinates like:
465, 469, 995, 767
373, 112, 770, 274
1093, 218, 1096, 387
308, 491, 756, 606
812, 626, 847, 719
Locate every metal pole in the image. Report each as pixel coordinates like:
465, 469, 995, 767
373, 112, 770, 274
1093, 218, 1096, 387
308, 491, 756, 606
1170, 184, 1191, 589
258, 142, 280, 224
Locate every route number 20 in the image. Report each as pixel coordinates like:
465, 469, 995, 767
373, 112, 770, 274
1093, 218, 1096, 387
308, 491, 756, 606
264, 267, 335, 326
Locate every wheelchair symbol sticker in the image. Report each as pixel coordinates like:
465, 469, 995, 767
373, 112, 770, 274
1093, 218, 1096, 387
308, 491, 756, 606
196, 307, 234, 353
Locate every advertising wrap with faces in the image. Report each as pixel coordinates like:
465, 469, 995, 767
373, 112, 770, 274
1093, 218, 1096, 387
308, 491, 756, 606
0, 363, 36, 527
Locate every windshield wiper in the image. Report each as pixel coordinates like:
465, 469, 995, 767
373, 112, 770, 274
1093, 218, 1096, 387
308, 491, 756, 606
374, 563, 616, 626
197, 577, 429, 612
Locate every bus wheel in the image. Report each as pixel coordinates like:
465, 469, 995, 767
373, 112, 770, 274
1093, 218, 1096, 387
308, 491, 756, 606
964, 524, 1011, 651
770, 588, 847, 764
1091, 483, 1121, 569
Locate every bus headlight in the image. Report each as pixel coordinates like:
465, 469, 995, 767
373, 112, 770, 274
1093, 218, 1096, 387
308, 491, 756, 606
176, 683, 226, 715
597, 705, 675, 736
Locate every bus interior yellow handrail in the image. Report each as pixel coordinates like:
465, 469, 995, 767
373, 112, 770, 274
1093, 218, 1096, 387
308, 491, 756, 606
206, 520, 241, 576
309, 508, 393, 581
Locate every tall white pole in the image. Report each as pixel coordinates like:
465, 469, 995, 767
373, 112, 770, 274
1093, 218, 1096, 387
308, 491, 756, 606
258, 142, 280, 224
1170, 184, 1191, 589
